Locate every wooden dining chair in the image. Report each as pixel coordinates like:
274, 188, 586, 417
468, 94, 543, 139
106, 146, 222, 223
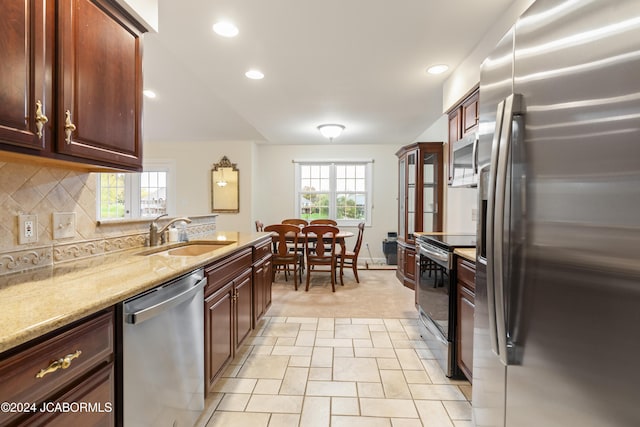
264, 224, 302, 290
302, 225, 339, 292
282, 218, 308, 227
255, 220, 264, 232
310, 219, 337, 225
337, 222, 365, 283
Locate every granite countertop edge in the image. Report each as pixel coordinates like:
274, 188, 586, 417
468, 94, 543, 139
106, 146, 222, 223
0, 231, 271, 355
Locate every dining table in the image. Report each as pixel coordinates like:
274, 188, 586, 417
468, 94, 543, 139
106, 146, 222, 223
276, 228, 355, 273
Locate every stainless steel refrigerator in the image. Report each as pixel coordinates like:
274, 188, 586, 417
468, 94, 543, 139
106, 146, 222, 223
474, 1, 640, 426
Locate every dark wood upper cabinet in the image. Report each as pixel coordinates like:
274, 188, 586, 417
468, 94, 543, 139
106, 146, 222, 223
0, 0, 146, 171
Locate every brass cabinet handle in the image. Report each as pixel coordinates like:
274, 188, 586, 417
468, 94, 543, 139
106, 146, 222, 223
64, 110, 77, 144
35, 350, 82, 379
35, 100, 49, 139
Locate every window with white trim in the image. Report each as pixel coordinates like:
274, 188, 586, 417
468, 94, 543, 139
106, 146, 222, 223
294, 161, 372, 226
97, 161, 175, 220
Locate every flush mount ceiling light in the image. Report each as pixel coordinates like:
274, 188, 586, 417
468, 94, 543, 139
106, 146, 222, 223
317, 124, 345, 141
426, 64, 449, 75
213, 21, 239, 37
143, 90, 157, 99
245, 69, 264, 80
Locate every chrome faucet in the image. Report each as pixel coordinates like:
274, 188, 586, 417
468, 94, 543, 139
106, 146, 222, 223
149, 214, 192, 246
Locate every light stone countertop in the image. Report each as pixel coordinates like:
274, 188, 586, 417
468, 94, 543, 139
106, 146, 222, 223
0, 231, 271, 354
454, 248, 477, 262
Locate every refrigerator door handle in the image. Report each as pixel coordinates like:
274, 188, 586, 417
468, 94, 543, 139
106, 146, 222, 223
472, 132, 479, 175
486, 100, 505, 359
494, 93, 523, 366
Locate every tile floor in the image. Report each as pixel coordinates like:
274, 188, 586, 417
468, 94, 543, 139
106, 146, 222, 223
196, 315, 472, 427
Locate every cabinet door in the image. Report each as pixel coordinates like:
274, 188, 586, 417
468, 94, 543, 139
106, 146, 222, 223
448, 109, 461, 183
406, 151, 417, 243
205, 284, 233, 393
263, 257, 272, 311
462, 90, 479, 135
235, 269, 253, 350
56, 0, 143, 169
457, 283, 475, 381
0, 0, 53, 151
253, 261, 265, 323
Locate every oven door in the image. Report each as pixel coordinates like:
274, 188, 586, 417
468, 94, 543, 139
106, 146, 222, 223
416, 246, 456, 376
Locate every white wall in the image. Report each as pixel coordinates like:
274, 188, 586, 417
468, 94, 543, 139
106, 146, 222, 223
144, 140, 255, 232
253, 144, 400, 262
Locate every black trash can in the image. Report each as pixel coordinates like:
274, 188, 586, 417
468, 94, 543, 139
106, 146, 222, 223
382, 239, 397, 265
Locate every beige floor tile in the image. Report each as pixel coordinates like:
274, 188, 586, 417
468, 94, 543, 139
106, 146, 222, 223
230, 345, 253, 365
415, 348, 436, 360
286, 316, 318, 324
353, 339, 373, 348
316, 330, 335, 339
371, 331, 393, 348
316, 319, 334, 331
253, 379, 282, 394
458, 384, 472, 401
276, 337, 297, 346
351, 318, 385, 325
331, 397, 360, 416
308, 367, 333, 381
395, 349, 425, 370
212, 378, 257, 394
354, 347, 397, 358
289, 355, 312, 367
391, 419, 424, 427
306, 381, 358, 397
261, 322, 301, 337
357, 382, 385, 398
300, 396, 330, 427
217, 393, 250, 411
409, 340, 429, 349
251, 345, 275, 355
368, 323, 388, 332
409, 384, 466, 401
315, 338, 354, 347
246, 336, 279, 346
220, 363, 242, 378
414, 400, 455, 427
360, 398, 419, 418
389, 332, 410, 342
300, 322, 319, 331
332, 416, 392, 427
311, 347, 334, 368
335, 324, 371, 339
334, 347, 354, 358
271, 345, 313, 356
420, 359, 449, 384
333, 357, 381, 382
237, 355, 290, 380
377, 358, 401, 370
195, 393, 223, 427
270, 317, 287, 323
443, 401, 472, 420
335, 318, 352, 324
269, 413, 301, 427
383, 319, 405, 331
380, 369, 412, 399
245, 394, 304, 413
403, 369, 432, 384
296, 330, 317, 346
206, 411, 270, 427
453, 421, 474, 427
280, 367, 309, 395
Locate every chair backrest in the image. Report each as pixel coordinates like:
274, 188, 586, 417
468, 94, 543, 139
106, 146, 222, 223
352, 222, 365, 254
310, 219, 337, 226
264, 224, 300, 256
255, 220, 264, 232
302, 225, 339, 258
282, 218, 308, 226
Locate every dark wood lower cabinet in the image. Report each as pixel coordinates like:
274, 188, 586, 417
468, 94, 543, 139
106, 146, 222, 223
204, 283, 234, 393
234, 269, 253, 352
253, 240, 273, 325
396, 241, 416, 290
456, 257, 476, 382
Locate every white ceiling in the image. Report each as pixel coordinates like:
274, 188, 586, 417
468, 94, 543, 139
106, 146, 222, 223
142, 0, 515, 145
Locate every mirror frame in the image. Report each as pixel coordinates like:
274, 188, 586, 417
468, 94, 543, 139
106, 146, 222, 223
211, 156, 239, 213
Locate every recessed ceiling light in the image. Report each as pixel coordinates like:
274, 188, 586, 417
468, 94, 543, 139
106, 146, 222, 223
143, 90, 156, 99
245, 69, 264, 80
213, 21, 239, 37
426, 64, 449, 75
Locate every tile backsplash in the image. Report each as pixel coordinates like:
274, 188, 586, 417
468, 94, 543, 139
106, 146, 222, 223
0, 161, 215, 275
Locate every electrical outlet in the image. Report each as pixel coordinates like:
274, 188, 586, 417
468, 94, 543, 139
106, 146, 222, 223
18, 214, 38, 244
53, 212, 76, 239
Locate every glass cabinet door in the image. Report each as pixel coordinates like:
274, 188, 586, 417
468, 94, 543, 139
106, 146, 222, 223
423, 151, 439, 232
407, 151, 417, 241
398, 157, 406, 239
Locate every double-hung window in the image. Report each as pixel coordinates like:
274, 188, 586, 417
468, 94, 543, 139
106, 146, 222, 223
97, 160, 175, 220
294, 161, 372, 226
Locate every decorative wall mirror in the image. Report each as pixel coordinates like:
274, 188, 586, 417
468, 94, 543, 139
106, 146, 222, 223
211, 156, 239, 213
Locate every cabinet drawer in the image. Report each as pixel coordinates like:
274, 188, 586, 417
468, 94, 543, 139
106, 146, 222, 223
253, 239, 272, 262
205, 248, 252, 295
457, 258, 476, 290
0, 311, 114, 425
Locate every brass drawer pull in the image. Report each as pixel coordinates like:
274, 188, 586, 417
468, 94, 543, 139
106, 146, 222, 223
64, 110, 77, 144
35, 350, 82, 379
35, 100, 49, 139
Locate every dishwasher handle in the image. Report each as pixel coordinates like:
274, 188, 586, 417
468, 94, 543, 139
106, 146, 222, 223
125, 275, 206, 325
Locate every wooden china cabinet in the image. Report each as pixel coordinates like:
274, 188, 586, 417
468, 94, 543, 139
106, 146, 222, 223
396, 142, 444, 289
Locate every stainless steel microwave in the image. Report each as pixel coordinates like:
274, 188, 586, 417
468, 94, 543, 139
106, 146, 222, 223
450, 132, 478, 187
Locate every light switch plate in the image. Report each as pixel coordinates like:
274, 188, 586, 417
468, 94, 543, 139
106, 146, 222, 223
471, 208, 478, 222
53, 212, 76, 239
18, 214, 38, 244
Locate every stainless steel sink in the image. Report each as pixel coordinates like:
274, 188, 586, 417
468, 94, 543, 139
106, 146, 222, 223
138, 241, 235, 257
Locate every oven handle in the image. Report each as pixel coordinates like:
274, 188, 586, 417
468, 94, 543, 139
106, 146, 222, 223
417, 244, 449, 265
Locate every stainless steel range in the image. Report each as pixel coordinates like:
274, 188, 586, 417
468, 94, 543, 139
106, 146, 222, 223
416, 234, 475, 377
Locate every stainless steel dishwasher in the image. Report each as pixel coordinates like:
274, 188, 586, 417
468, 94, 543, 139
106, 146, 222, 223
122, 268, 206, 427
